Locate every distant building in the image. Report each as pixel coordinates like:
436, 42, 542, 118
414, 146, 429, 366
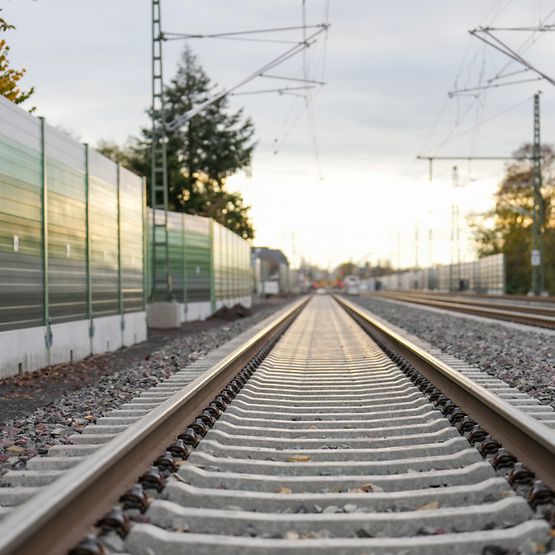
252, 247, 288, 296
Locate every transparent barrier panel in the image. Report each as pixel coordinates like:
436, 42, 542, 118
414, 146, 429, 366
45, 126, 87, 324
184, 214, 210, 302
89, 150, 118, 317
0, 98, 43, 331
120, 167, 144, 312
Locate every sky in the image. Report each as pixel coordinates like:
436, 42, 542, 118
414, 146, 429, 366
4, 0, 555, 269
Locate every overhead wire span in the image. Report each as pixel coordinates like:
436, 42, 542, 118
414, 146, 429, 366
416, 0, 518, 169
163, 24, 327, 40
433, 95, 532, 152
302, 0, 323, 181
218, 0, 329, 177
231, 85, 317, 97
448, 5, 555, 97
260, 74, 326, 85
449, 76, 543, 96
470, 28, 555, 86
166, 24, 329, 130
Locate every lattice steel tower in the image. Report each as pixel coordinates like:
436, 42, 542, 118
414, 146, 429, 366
150, 0, 172, 300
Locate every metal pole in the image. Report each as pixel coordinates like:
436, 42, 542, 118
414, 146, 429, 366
427, 163, 433, 290
84, 144, 94, 345
116, 163, 124, 333
39, 117, 52, 354
141, 177, 148, 310
182, 214, 188, 306
450, 165, 460, 292
209, 219, 216, 313
150, 0, 172, 301
397, 233, 401, 290
531, 92, 544, 295
414, 224, 419, 270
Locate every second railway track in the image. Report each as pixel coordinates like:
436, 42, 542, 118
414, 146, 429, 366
367, 291, 555, 330
0, 295, 554, 555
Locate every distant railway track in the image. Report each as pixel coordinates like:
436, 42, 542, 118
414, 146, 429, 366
367, 291, 555, 330
0, 295, 554, 555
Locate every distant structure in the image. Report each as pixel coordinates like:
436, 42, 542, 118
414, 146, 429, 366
365, 254, 505, 295
252, 247, 304, 296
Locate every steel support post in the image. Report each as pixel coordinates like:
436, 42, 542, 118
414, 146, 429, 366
39, 117, 52, 353
142, 177, 148, 310
84, 144, 94, 342
116, 163, 124, 331
182, 214, 188, 305
209, 219, 216, 313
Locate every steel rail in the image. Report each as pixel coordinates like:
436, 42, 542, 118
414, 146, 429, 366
370, 291, 555, 329
373, 291, 555, 315
335, 295, 555, 489
471, 292, 555, 304
0, 297, 308, 555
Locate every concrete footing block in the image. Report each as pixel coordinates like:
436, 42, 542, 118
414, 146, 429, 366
147, 302, 182, 329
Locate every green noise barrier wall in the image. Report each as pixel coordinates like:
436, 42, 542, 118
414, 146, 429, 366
0, 96, 146, 335
146, 209, 251, 309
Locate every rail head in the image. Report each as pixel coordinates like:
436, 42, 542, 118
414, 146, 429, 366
0, 296, 309, 555
335, 294, 555, 489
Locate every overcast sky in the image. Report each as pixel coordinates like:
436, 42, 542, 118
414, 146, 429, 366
4, 0, 555, 269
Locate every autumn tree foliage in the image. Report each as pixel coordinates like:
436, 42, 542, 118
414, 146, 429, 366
0, 13, 35, 111
471, 144, 555, 293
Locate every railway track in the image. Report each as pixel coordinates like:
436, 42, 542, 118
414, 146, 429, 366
367, 291, 555, 329
0, 295, 554, 555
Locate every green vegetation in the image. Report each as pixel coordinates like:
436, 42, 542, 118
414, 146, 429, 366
99, 46, 256, 240
470, 144, 555, 294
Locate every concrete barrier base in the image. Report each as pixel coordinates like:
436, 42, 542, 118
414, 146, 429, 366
147, 302, 182, 329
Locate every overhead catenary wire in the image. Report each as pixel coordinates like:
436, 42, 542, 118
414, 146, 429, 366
262, 0, 328, 179
163, 24, 327, 40
469, 28, 555, 86
302, 0, 323, 181
429, 0, 541, 158
449, 76, 543, 96
449, 6, 555, 97
428, 95, 533, 154
231, 85, 317, 97
166, 24, 329, 131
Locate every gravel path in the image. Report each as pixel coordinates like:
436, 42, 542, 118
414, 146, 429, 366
352, 296, 555, 409
0, 300, 291, 476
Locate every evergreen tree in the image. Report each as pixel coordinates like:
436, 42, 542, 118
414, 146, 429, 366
101, 46, 256, 240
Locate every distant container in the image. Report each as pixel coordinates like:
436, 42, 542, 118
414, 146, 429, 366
344, 275, 361, 296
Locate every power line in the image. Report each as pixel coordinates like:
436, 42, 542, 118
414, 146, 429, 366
166, 25, 329, 131
448, 7, 555, 97
231, 85, 317, 97
449, 76, 543, 96
469, 28, 555, 86
260, 74, 326, 85
163, 24, 327, 40
431, 95, 532, 153
302, 0, 323, 181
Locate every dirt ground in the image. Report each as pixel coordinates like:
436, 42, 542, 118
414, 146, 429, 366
0, 298, 288, 423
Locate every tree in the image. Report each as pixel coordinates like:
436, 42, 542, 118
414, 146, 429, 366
96, 139, 135, 166
335, 262, 356, 278
470, 144, 555, 294
99, 46, 256, 240
0, 12, 35, 111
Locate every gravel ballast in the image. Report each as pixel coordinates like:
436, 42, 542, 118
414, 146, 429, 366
0, 301, 291, 476
352, 296, 555, 410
